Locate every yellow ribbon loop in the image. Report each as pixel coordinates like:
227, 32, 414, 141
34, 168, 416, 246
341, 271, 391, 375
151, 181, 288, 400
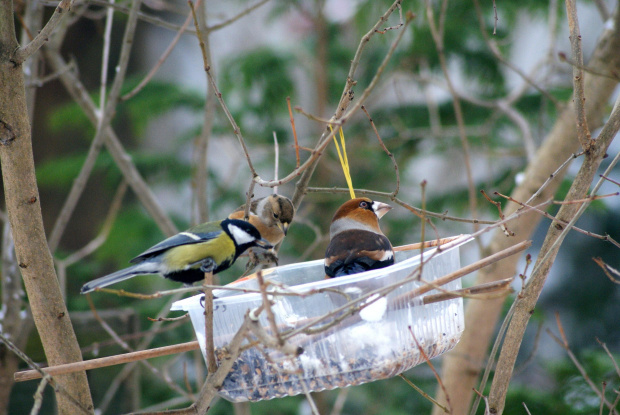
330, 125, 356, 199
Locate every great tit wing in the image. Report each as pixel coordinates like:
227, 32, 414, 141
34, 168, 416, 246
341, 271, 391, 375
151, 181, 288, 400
130, 222, 223, 263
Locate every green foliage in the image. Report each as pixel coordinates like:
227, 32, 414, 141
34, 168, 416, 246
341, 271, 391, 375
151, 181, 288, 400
120, 81, 204, 137
47, 79, 203, 140
36, 151, 191, 192
221, 48, 295, 141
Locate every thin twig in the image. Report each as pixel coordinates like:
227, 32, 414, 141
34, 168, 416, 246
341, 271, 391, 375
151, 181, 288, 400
121, 0, 202, 101
39, 0, 195, 33
287, 96, 300, 169
329, 388, 350, 415
99, 0, 114, 119
471, 0, 561, 109
206, 0, 271, 32
481, 190, 514, 237
362, 105, 400, 197
547, 314, 618, 412
409, 327, 453, 414
592, 257, 620, 284
600, 174, 620, 187
399, 374, 449, 413
256, 270, 282, 346
273, 131, 279, 194
306, 186, 496, 224
30, 376, 49, 415
558, 52, 620, 82
524, 152, 584, 206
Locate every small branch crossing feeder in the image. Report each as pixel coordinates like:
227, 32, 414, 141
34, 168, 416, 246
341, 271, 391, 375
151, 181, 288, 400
172, 235, 472, 402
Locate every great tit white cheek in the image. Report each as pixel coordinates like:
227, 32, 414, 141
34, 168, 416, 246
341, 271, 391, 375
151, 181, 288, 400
228, 225, 255, 246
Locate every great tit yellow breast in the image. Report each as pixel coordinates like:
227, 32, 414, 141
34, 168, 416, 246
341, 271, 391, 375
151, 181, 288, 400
163, 234, 236, 271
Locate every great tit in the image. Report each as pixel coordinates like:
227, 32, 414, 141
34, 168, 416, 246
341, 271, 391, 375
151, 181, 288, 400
324, 197, 394, 278
228, 194, 295, 269
81, 218, 273, 293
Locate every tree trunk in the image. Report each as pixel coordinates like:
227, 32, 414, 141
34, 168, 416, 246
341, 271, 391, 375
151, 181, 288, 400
0, 2, 94, 413
432, 5, 620, 414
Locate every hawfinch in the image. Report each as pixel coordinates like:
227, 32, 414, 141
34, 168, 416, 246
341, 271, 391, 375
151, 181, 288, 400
228, 194, 295, 269
324, 197, 393, 278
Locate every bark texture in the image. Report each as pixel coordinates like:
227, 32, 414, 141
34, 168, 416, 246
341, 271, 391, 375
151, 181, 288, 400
433, 7, 620, 414
0, 2, 94, 413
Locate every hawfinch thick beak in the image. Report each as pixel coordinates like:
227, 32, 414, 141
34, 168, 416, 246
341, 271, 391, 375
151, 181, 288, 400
256, 238, 274, 250
278, 222, 289, 236
372, 201, 392, 219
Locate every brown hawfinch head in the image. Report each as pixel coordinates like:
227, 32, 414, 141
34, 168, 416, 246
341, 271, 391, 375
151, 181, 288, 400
329, 197, 392, 239
228, 195, 295, 246
253, 194, 295, 236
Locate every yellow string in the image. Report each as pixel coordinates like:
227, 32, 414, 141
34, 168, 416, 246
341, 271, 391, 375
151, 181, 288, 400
329, 125, 356, 199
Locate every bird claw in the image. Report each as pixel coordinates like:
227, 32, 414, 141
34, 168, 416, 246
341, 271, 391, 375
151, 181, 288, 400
200, 258, 216, 273
241, 249, 279, 276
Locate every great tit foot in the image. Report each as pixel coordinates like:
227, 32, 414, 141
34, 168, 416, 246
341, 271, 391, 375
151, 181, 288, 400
200, 258, 216, 273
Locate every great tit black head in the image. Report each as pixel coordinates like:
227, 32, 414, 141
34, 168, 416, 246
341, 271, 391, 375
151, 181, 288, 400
223, 219, 273, 255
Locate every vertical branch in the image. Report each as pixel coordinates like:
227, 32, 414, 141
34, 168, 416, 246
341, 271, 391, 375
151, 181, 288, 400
19, 0, 44, 121
566, 0, 594, 151
0, 2, 94, 412
192, 0, 212, 224
487, 93, 620, 414
99, 0, 114, 121
203, 271, 217, 373
273, 131, 280, 194
314, 0, 329, 119
287, 96, 300, 169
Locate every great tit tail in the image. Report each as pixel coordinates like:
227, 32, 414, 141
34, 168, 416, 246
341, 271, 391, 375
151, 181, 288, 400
80, 262, 158, 294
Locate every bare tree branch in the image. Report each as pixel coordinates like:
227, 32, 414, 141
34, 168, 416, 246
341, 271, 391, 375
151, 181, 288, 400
13, 0, 75, 64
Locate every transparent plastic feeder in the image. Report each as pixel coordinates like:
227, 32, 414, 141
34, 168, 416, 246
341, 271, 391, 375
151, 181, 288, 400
171, 235, 471, 402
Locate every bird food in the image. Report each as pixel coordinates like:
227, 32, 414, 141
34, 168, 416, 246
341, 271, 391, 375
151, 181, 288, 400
172, 235, 470, 402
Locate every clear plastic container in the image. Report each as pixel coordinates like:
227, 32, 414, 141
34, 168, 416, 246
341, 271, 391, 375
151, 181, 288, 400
171, 235, 470, 402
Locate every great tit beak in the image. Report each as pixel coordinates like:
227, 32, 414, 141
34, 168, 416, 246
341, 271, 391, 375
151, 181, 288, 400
278, 222, 290, 235
372, 201, 393, 219
256, 238, 273, 250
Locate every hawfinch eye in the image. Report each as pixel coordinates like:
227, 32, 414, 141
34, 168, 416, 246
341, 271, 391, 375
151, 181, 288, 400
359, 201, 369, 208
